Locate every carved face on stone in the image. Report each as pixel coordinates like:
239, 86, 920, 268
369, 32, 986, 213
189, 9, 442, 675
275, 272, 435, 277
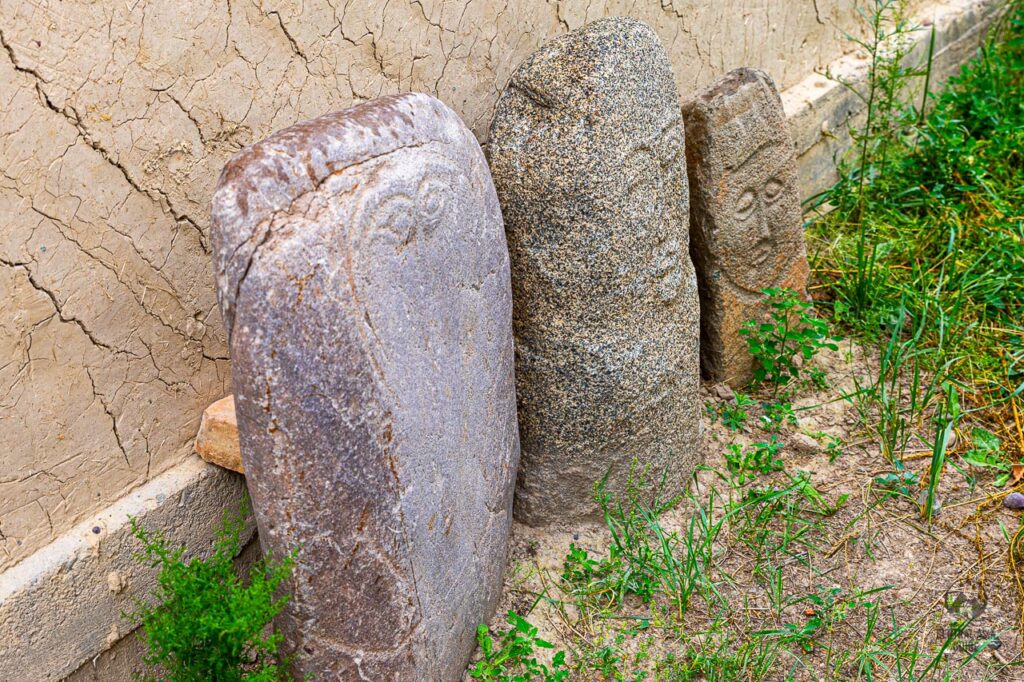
715, 139, 799, 294
356, 152, 464, 258
344, 146, 500, 371
622, 116, 688, 304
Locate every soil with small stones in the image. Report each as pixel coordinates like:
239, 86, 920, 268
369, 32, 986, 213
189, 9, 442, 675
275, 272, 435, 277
468, 343, 1024, 681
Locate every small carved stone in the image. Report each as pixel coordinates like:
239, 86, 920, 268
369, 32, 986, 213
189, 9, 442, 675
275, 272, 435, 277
489, 17, 702, 526
211, 93, 518, 681
683, 68, 810, 386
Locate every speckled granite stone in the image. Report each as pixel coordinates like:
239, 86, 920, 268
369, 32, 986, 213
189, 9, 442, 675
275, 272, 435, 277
683, 68, 810, 387
211, 93, 519, 681
489, 17, 701, 526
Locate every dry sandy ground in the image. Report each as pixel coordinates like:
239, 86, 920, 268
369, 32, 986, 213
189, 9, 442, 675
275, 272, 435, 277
471, 343, 1024, 681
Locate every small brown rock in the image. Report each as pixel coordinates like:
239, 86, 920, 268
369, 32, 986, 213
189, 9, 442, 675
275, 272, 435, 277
789, 432, 821, 455
195, 395, 243, 473
712, 384, 735, 401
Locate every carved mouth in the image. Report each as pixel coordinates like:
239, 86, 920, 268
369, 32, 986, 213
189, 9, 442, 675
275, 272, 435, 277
751, 240, 772, 267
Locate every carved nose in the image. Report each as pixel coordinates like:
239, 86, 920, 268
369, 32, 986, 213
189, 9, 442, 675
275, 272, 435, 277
754, 201, 771, 239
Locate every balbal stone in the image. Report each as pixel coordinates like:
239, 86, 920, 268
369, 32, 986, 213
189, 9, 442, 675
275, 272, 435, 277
489, 17, 701, 526
211, 93, 519, 681
683, 68, 811, 387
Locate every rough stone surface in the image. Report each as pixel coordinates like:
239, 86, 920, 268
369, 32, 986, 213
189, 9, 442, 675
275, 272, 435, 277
195, 395, 243, 473
684, 68, 810, 387
489, 17, 701, 526
211, 93, 518, 680
0, 0, 948, 570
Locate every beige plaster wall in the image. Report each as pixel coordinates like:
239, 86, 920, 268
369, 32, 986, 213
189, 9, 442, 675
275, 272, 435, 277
0, 0, 918, 570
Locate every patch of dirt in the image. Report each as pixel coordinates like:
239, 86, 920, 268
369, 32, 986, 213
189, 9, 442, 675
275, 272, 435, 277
473, 343, 1024, 680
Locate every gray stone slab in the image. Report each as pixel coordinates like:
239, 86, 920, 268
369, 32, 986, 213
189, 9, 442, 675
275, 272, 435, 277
684, 68, 810, 387
489, 17, 701, 526
211, 93, 518, 680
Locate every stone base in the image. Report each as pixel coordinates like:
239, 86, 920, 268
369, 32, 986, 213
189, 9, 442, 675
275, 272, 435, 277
0, 457, 251, 681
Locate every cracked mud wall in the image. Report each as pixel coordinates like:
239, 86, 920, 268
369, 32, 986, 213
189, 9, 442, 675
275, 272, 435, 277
0, 0, 917, 570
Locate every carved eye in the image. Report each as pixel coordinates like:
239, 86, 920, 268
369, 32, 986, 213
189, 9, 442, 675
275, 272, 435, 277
417, 178, 452, 235
734, 190, 756, 220
372, 194, 417, 247
764, 177, 785, 203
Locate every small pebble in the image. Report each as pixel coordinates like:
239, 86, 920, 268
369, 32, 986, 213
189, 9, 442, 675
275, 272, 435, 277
1003, 492, 1024, 510
789, 433, 820, 455
107, 570, 124, 594
712, 384, 734, 401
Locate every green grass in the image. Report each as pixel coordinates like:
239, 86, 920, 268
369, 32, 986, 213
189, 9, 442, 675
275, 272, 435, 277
809, 0, 1024, 458
474, 459, 1009, 680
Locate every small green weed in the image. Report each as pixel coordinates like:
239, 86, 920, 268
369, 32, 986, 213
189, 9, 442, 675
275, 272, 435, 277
873, 469, 920, 499
825, 435, 845, 462
561, 543, 603, 588
470, 611, 568, 682
576, 628, 655, 681
724, 438, 784, 485
759, 401, 797, 433
962, 426, 1022, 486
707, 392, 757, 432
740, 288, 839, 393
759, 586, 888, 655
806, 366, 830, 390
129, 501, 296, 682
791, 471, 849, 516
